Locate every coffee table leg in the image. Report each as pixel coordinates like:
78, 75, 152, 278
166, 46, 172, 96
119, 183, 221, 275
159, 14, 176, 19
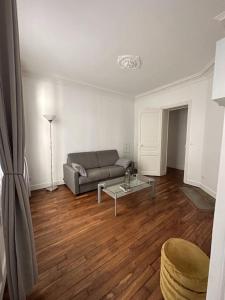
98, 183, 103, 204
115, 195, 117, 216
151, 179, 156, 198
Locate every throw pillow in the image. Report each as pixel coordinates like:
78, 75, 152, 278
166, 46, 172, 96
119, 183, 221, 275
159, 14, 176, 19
71, 163, 87, 177
115, 158, 131, 169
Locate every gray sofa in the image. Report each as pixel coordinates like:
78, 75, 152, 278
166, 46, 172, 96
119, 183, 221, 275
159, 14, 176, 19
63, 150, 132, 195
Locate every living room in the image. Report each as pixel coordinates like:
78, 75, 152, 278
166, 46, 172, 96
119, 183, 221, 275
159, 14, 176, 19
1, 1, 225, 300
23, 62, 224, 197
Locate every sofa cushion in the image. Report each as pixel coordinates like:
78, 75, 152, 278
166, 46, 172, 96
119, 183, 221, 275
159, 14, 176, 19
79, 167, 110, 185
67, 152, 99, 169
108, 165, 125, 178
96, 150, 119, 167
71, 163, 87, 176
115, 158, 131, 169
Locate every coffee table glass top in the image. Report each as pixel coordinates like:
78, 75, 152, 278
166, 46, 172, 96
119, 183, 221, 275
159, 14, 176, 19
101, 174, 154, 199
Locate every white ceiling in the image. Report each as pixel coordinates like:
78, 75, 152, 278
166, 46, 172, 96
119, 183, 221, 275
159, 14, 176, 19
17, 0, 225, 95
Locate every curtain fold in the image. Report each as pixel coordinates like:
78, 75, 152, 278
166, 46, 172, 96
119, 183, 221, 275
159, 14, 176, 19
24, 157, 31, 197
0, 0, 37, 299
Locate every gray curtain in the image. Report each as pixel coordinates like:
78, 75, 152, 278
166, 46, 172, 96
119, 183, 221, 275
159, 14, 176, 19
0, 0, 38, 299
24, 157, 31, 197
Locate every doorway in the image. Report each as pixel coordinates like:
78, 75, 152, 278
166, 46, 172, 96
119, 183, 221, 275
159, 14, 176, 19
166, 106, 188, 181
138, 104, 190, 179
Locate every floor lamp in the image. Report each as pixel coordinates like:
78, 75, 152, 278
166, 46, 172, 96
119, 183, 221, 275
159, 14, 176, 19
43, 114, 58, 192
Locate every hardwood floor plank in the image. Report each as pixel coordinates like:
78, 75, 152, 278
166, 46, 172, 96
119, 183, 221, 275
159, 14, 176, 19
3, 169, 213, 300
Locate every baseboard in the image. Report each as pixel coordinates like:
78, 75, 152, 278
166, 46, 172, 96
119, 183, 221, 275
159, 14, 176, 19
141, 171, 161, 176
31, 180, 64, 191
200, 183, 216, 199
30, 178, 217, 198
184, 179, 216, 199
184, 179, 201, 188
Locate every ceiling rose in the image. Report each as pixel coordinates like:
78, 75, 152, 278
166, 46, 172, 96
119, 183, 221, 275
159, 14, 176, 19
117, 55, 142, 70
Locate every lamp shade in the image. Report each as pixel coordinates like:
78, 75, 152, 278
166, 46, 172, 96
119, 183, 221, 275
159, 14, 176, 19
43, 114, 56, 122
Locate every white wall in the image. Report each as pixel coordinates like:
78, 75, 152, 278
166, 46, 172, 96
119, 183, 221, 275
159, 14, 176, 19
201, 79, 224, 196
212, 37, 225, 102
207, 37, 225, 300
22, 73, 134, 190
207, 110, 225, 300
167, 108, 188, 170
134, 72, 224, 197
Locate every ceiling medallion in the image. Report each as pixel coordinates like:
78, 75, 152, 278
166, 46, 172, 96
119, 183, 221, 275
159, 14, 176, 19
117, 55, 142, 70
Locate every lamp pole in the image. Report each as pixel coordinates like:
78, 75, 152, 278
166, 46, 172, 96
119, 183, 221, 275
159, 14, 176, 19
43, 114, 57, 192
49, 120, 53, 191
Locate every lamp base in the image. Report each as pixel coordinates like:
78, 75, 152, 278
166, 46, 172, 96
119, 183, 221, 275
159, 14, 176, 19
46, 185, 58, 192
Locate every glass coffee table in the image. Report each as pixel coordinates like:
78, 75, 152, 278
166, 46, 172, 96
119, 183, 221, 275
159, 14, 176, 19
98, 174, 155, 216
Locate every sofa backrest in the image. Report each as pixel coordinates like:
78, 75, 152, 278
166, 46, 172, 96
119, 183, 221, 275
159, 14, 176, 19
67, 150, 119, 169
96, 150, 119, 167
67, 151, 99, 169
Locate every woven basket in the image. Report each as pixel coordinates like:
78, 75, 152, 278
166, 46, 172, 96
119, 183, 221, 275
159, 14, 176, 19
160, 238, 209, 300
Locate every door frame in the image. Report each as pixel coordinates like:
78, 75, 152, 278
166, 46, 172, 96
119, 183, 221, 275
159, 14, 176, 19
138, 100, 191, 180
160, 100, 191, 183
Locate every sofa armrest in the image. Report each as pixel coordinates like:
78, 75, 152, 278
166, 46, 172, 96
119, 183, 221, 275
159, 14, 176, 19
63, 164, 79, 195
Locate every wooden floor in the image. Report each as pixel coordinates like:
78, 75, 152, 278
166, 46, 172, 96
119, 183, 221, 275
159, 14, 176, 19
13, 169, 215, 299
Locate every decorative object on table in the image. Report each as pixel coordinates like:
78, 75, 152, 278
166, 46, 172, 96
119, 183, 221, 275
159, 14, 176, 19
160, 238, 209, 300
43, 114, 58, 192
119, 183, 131, 192
124, 169, 131, 185
132, 165, 138, 175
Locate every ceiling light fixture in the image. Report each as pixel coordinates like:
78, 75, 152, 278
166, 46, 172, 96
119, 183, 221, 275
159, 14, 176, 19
117, 55, 142, 70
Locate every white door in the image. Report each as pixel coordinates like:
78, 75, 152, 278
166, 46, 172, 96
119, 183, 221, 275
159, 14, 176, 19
138, 109, 164, 176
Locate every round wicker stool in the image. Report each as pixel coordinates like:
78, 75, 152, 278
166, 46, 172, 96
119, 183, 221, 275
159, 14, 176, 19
160, 238, 209, 300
